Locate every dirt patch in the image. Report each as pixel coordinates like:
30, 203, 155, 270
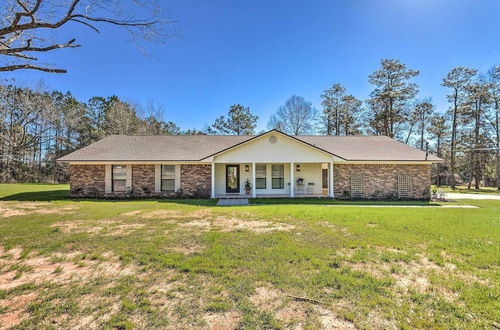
0, 293, 37, 328
51, 221, 104, 234
250, 286, 283, 311
104, 223, 146, 236
204, 311, 241, 330
0, 202, 77, 218
122, 210, 144, 216
0, 207, 29, 217
0, 247, 137, 291
275, 301, 307, 324
141, 208, 212, 220
250, 285, 356, 328
51, 219, 144, 236
172, 245, 202, 255
348, 262, 386, 278
315, 305, 356, 329
179, 216, 295, 233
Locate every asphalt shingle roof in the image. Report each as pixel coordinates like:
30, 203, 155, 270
57, 133, 442, 162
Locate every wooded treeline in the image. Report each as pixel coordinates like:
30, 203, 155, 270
1, 59, 499, 189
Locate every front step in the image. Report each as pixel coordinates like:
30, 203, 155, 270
216, 199, 249, 206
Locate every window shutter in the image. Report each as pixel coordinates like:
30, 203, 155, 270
126, 165, 132, 190
175, 164, 181, 191
105, 165, 112, 193
154, 164, 161, 193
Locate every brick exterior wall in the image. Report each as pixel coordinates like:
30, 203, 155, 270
132, 165, 155, 194
69, 163, 430, 200
70, 165, 105, 197
180, 164, 212, 198
334, 164, 432, 200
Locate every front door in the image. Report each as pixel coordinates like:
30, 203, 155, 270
226, 165, 240, 193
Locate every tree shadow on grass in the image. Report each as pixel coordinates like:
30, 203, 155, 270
0, 189, 217, 206
0, 189, 70, 201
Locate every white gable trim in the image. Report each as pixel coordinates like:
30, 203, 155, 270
201, 130, 345, 162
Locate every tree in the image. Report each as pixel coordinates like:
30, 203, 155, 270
442, 67, 477, 188
339, 95, 363, 135
320, 84, 362, 135
368, 58, 419, 138
321, 84, 345, 135
0, 0, 173, 73
267, 95, 318, 135
414, 99, 434, 150
465, 79, 491, 189
208, 104, 258, 135
429, 114, 449, 186
486, 65, 500, 189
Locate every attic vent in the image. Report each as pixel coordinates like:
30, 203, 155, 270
269, 135, 277, 144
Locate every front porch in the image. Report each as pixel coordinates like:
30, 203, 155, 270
215, 193, 327, 199
211, 162, 334, 199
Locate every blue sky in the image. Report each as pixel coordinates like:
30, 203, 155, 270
6, 0, 500, 131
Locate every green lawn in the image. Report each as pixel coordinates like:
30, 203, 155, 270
0, 184, 498, 329
435, 185, 500, 195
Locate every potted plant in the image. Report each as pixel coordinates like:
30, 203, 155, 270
297, 178, 304, 185
244, 179, 251, 195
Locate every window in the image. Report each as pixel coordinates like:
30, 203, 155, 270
398, 174, 412, 198
271, 164, 284, 189
161, 165, 176, 192
112, 165, 127, 192
256, 164, 266, 189
351, 175, 365, 198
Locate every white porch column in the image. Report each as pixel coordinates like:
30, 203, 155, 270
211, 162, 215, 198
290, 162, 295, 198
252, 162, 256, 198
329, 162, 334, 198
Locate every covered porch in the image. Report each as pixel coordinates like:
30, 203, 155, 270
211, 162, 334, 199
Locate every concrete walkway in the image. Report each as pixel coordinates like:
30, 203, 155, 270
217, 198, 249, 206
446, 193, 500, 200
326, 204, 478, 208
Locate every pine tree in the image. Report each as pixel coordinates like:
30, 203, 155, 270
209, 104, 258, 135
368, 58, 419, 138
442, 67, 477, 188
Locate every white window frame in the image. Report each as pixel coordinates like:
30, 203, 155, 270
112, 165, 127, 193
161, 165, 176, 193
256, 164, 266, 189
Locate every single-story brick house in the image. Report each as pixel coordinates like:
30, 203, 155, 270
57, 130, 442, 199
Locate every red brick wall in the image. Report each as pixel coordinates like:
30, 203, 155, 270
69, 165, 105, 197
180, 164, 212, 197
334, 164, 431, 200
132, 165, 155, 194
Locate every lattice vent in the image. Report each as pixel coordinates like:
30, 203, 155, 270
351, 175, 365, 198
398, 175, 412, 198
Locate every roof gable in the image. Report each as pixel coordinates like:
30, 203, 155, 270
210, 130, 340, 163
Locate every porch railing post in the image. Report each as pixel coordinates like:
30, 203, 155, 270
252, 162, 256, 198
329, 162, 334, 198
290, 162, 295, 198
211, 162, 215, 198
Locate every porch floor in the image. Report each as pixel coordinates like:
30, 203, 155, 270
215, 193, 327, 199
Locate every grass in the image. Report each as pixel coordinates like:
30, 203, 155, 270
0, 184, 499, 328
435, 185, 500, 195
250, 198, 439, 206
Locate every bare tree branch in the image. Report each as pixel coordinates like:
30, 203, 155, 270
0, 64, 66, 73
0, 0, 174, 73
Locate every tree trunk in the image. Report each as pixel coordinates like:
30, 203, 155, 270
450, 90, 459, 189
436, 138, 441, 187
